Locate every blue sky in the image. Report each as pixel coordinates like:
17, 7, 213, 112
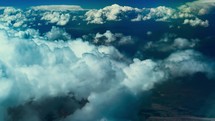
0, 0, 195, 8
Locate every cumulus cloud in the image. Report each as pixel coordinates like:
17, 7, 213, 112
183, 18, 209, 27
0, 4, 215, 121
29, 5, 86, 26
84, 4, 210, 27
123, 59, 165, 93
85, 4, 175, 24
0, 23, 142, 121
141, 6, 175, 22
0, 7, 27, 27
0, 23, 214, 121
0, 26, 124, 120
40, 12, 70, 26
0, 5, 85, 27
84, 4, 180, 24
0, 3, 211, 28
85, 4, 141, 24
45, 26, 71, 41
94, 30, 134, 46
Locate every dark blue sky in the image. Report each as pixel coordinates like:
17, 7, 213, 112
0, 0, 195, 9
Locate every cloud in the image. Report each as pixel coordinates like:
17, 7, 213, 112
144, 35, 199, 53
84, 4, 210, 27
0, 24, 214, 120
65, 49, 215, 121
85, 4, 175, 24
123, 59, 165, 93
0, 7, 27, 27
0, 5, 215, 121
0, 24, 134, 120
40, 12, 71, 26
0, 26, 123, 120
45, 26, 71, 41
94, 30, 134, 46
0, 4, 211, 28
29, 5, 86, 26
31, 5, 84, 11
183, 18, 209, 27
85, 4, 141, 24
0, 6, 85, 27
179, 0, 215, 15
163, 50, 215, 78
141, 6, 175, 22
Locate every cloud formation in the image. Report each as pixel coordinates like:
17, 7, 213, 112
85, 4, 141, 24
0, 7, 27, 27
0, 2, 212, 28
84, 3, 210, 27
41, 12, 71, 26
0, 22, 214, 121
0, 1, 215, 120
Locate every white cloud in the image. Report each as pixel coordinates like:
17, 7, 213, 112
84, 4, 184, 24
98, 46, 124, 60
183, 18, 209, 27
85, 4, 141, 24
0, 24, 132, 120
142, 6, 175, 21
0, 24, 214, 120
0, 5, 214, 120
31, 5, 84, 11
41, 11, 71, 26
84, 4, 210, 27
0, 4, 211, 28
94, 30, 134, 45
123, 59, 165, 93
29, 5, 86, 26
0, 7, 27, 27
0, 5, 85, 27
95, 30, 116, 43
0, 26, 124, 120
45, 26, 71, 41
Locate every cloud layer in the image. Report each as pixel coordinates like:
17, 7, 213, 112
0, 21, 214, 120
0, 2, 213, 28
0, 1, 215, 120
